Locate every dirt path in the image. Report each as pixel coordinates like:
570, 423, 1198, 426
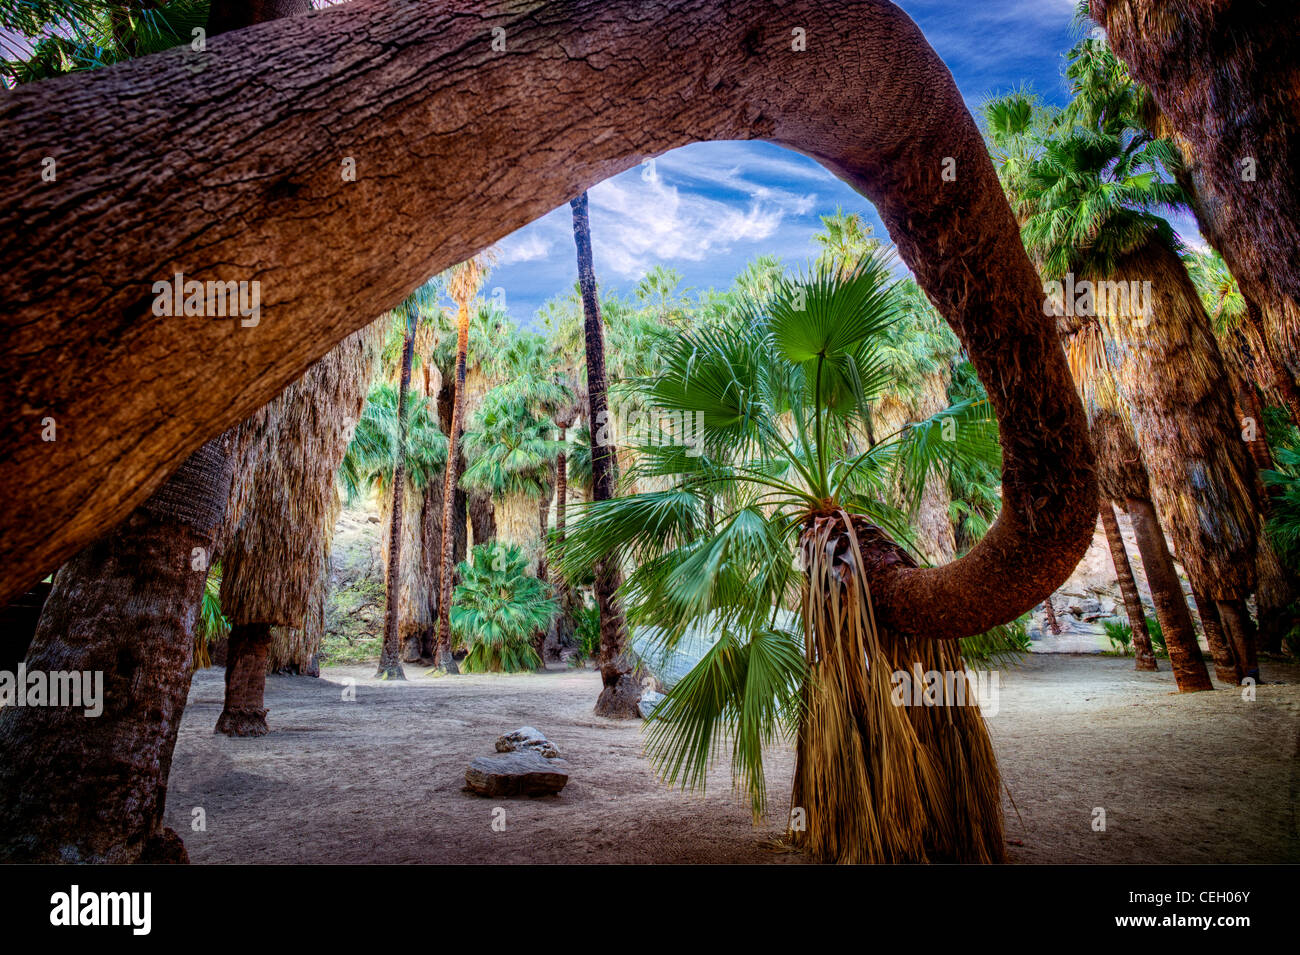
165, 655, 1300, 863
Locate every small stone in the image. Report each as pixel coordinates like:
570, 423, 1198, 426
495, 726, 560, 759
464, 751, 569, 797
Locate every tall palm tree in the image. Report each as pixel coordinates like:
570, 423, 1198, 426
377, 281, 440, 678
432, 253, 494, 672
1088, 0, 1300, 401
558, 252, 1006, 862
218, 318, 386, 729
570, 191, 639, 717
0, 0, 301, 864
340, 377, 448, 662
985, 44, 1259, 688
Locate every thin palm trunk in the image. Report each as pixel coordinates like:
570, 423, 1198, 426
1190, 588, 1239, 685
0, 435, 235, 862
1041, 596, 1062, 635
1099, 503, 1156, 670
571, 191, 639, 718
1215, 598, 1259, 685
378, 307, 416, 679
434, 301, 471, 673
1124, 496, 1212, 691
553, 439, 576, 648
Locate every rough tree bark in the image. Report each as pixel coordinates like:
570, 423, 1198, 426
0, 436, 235, 862
0, 0, 1096, 644
1099, 502, 1156, 671
1191, 588, 1240, 685
1124, 496, 1212, 691
571, 191, 641, 718
217, 622, 274, 734
1092, 0, 1300, 382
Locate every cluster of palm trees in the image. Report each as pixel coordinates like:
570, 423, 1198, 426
4, 0, 1299, 869
982, 25, 1297, 691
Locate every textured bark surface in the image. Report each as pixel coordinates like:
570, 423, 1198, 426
1092, 0, 1300, 379
1099, 503, 1156, 670
0, 436, 234, 862
1098, 245, 1259, 599
1124, 497, 1211, 692
572, 193, 639, 717
1191, 589, 1239, 685
216, 622, 273, 736
0, 0, 1096, 642
1215, 598, 1259, 684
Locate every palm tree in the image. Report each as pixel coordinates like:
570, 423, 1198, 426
217, 318, 386, 730
0, 0, 302, 864
1088, 0, 1300, 403
558, 252, 1006, 863
432, 253, 495, 672
376, 281, 440, 679
569, 191, 641, 717
462, 388, 565, 566
452, 542, 558, 673
340, 376, 449, 662
984, 44, 1258, 688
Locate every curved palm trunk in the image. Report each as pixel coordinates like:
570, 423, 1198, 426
1124, 497, 1212, 691
571, 191, 639, 718
1, 0, 1097, 642
378, 307, 417, 679
433, 302, 471, 674
0, 435, 235, 862
1099, 502, 1156, 670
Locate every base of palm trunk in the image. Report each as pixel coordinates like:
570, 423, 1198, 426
217, 622, 272, 736
594, 668, 641, 719
789, 515, 1004, 864
437, 646, 460, 675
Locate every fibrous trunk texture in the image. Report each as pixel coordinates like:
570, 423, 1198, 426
1124, 496, 1212, 692
0, 0, 1096, 645
219, 321, 383, 727
572, 192, 640, 718
1191, 588, 1240, 685
1097, 244, 1259, 602
1099, 502, 1155, 670
0, 435, 235, 862
791, 515, 1003, 863
1092, 0, 1300, 385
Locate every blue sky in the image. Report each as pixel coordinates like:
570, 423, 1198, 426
492, 0, 1203, 330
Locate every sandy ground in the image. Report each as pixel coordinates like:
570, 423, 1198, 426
165, 654, 1300, 864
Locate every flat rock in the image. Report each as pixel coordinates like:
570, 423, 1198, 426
495, 726, 560, 759
464, 751, 569, 797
